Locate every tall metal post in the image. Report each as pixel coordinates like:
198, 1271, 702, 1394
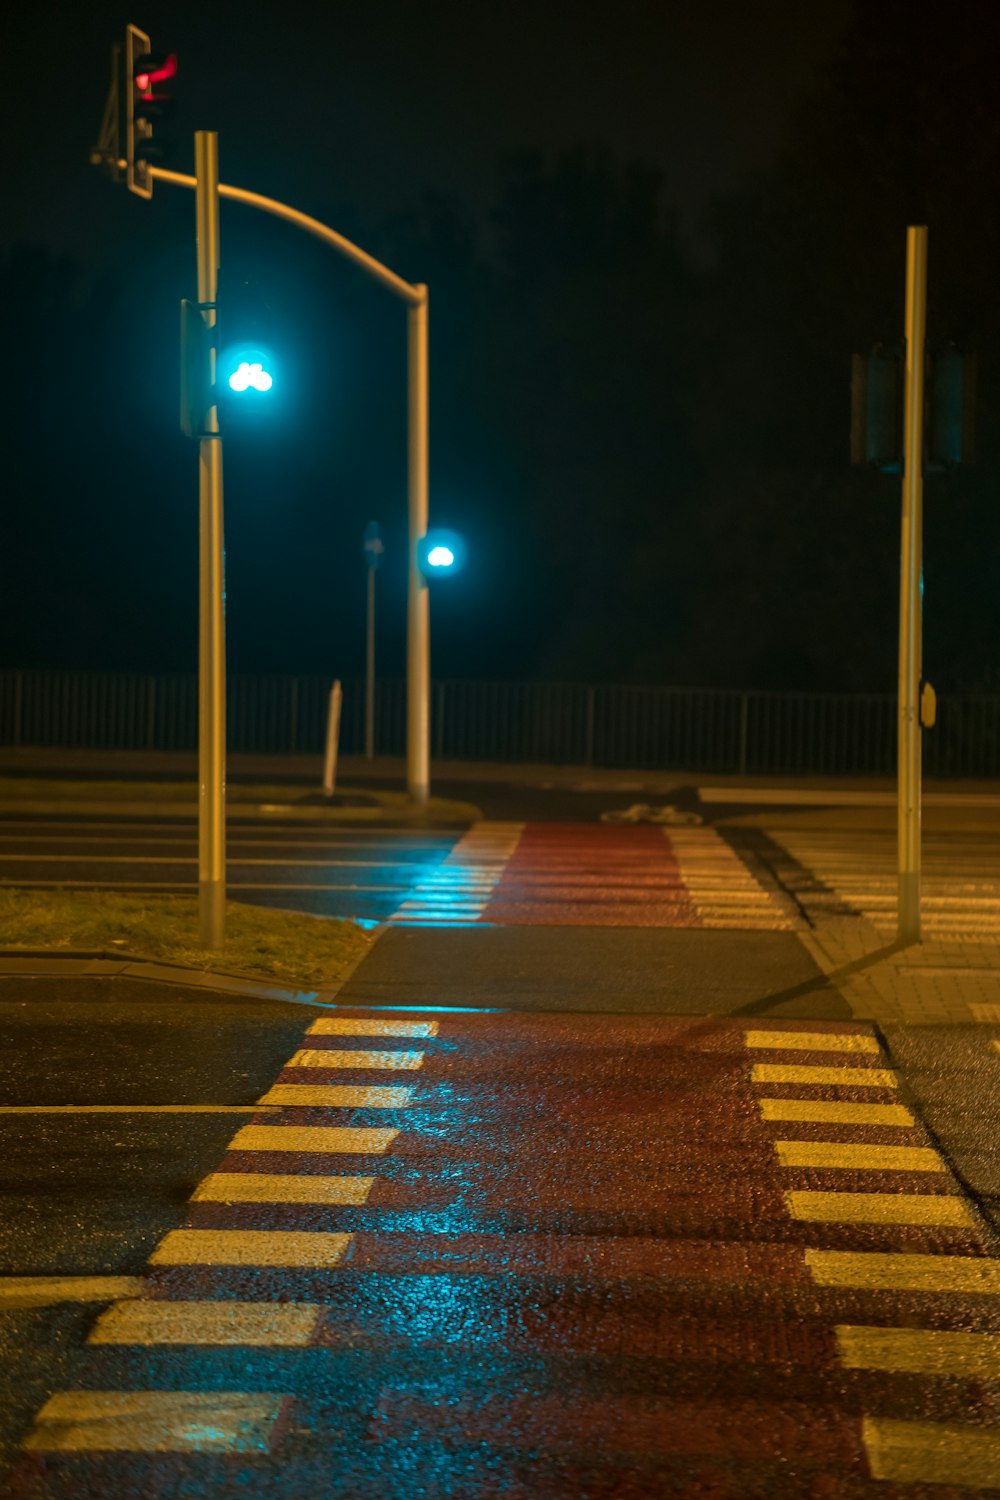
153, 166, 434, 802
365, 565, 376, 760
897, 225, 927, 945
407, 287, 430, 804
195, 132, 226, 948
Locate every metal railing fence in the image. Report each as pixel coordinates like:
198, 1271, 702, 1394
0, 669, 998, 777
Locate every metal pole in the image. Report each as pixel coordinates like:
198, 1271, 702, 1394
195, 131, 226, 949
407, 288, 430, 803
365, 566, 376, 761
898, 225, 927, 945
151, 167, 430, 803
322, 679, 343, 797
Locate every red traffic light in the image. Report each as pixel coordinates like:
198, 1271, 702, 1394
134, 53, 177, 96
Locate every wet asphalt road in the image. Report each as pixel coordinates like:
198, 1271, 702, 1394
5, 981, 1000, 1493
0, 815, 461, 925
5, 790, 1000, 1491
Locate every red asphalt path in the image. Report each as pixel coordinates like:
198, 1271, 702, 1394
484, 824, 702, 925
9, 1011, 1000, 1498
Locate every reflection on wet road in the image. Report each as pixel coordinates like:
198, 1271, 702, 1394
8, 1010, 1000, 1494
0, 817, 460, 924
0, 816, 796, 931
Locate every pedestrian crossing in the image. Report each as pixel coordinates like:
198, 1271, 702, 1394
9, 1012, 1000, 1493
772, 827, 1000, 937
391, 821, 795, 929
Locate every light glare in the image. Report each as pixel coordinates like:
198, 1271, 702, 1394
427, 545, 455, 568
229, 361, 273, 394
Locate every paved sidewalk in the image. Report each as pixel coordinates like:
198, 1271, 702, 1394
799, 919, 1000, 1027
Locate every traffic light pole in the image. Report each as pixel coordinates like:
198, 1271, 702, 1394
194, 133, 227, 948
897, 225, 927, 946
152, 164, 432, 804
408, 296, 430, 801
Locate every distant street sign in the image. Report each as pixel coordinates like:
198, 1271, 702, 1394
362, 520, 384, 570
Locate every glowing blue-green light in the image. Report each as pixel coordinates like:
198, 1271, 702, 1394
427, 545, 455, 568
228, 360, 273, 393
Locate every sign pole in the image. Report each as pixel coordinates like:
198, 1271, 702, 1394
362, 521, 384, 762
897, 225, 927, 945
365, 566, 376, 761
195, 130, 226, 950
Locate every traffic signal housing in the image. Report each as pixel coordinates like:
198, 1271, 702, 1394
125, 23, 176, 198
928, 345, 976, 468
850, 345, 902, 472
216, 276, 278, 425
850, 343, 976, 471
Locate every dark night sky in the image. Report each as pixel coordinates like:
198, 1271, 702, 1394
11, 1, 998, 698
5, 2, 849, 267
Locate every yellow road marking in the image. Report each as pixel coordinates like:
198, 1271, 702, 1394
257, 1084, 413, 1108
191, 1172, 373, 1205
776, 1141, 944, 1171
838, 1325, 1000, 1376
0, 1105, 277, 1114
288, 1049, 425, 1070
23, 1390, 286, 1453
787, 1191, 972, 1226
758, 1099, 914, 1126
307, 1018, 439, 1037
229, 1125, 397, 1153
752, 1063, 898, 1087
0, 1276, 145, 1308
745, 1030, 880, 1053
89, 1300, 320, 1347
807, 1250, 1000, 1293
862, 1416, 1000, 1487
149, 1229, 351, 1268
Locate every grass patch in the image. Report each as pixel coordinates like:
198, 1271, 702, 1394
0, 889, 374, 988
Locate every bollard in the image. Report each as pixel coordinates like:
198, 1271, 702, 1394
322, 679, 343, 798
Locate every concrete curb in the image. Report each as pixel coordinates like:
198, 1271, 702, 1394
0, 798, 478, 824
0, 946, 380, 1007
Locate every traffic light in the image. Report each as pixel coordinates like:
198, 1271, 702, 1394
851, 343, 976, 472
222, 352, 275, 394
179, 299, 213, 439
417, 529, 467, 578
928, 345, 976, 468
216, 276, 278, 421
850, 345, 902, 472
124, 23, 176, 199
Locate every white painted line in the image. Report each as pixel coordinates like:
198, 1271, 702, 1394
191, 1173, 374, 1205
229, 1125, 398, 1153
0, 1276, 145, 1308
257, 1084, 414, 1107
699, 786, 1000, 807
287, 1048, 425, 1071
2, 880, 410, 892
89, 1300, 321, 1347
308, 1018, 439, 1037
23, 1390, 287, 1453
149, 1229, 352, 1267
0, 1104, 280, 1114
